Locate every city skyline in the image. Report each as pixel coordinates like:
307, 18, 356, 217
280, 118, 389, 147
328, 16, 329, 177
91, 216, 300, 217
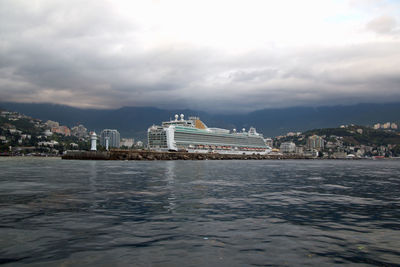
1, 0, 400, 112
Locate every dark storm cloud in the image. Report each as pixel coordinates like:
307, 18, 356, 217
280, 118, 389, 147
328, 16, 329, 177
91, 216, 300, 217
1, 0, 400, 112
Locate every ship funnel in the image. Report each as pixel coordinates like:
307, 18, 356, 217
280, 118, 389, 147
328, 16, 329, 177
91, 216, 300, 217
180, 114, 184, 121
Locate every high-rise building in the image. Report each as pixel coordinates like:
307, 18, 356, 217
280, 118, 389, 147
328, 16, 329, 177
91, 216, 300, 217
307, 135, 324, 151
100, 129, 120, 148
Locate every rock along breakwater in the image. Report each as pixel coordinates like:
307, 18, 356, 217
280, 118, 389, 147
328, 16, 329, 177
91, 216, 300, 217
62, 150, 312, 160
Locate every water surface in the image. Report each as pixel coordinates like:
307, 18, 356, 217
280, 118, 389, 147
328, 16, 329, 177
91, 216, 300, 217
0, 158, 399, 266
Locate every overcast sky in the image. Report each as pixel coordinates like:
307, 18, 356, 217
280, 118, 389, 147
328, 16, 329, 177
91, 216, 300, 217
1, 0, 400, 112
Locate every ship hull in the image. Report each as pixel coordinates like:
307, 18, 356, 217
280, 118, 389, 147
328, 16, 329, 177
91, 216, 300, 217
187, 149, 271, 155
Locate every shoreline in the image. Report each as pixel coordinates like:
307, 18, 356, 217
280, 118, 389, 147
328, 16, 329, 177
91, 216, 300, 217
1, 150, 395, 160
62, 150, 310, 160
60, 150, 378, 161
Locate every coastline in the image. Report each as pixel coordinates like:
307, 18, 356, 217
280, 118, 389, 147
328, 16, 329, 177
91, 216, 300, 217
61, 149, 364, 161
1, 151, 396, 160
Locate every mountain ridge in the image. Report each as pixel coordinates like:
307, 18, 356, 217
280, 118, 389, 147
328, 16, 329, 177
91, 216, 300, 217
1, 102, 399, 139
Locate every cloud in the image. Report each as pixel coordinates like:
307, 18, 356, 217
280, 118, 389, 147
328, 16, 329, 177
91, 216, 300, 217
0, 0, 400, 113
367, 15, 397, 34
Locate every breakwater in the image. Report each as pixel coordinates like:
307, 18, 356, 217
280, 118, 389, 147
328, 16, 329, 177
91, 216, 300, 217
62, 150, 311, 160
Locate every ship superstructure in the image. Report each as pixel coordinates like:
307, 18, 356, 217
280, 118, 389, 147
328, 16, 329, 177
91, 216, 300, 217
148, 114, 271, 155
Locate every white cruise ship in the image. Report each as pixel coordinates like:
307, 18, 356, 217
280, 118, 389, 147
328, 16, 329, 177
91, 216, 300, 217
148, 114, 271, 155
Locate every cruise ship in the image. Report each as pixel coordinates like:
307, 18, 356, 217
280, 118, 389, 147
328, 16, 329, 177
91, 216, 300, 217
148, 114, 271, 155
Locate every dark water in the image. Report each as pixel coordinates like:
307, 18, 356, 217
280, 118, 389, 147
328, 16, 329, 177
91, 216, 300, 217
0, 158, 399, 266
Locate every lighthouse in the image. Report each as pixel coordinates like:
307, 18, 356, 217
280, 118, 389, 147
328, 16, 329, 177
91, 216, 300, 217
90, 131, 97, 151
105, 136, 109, 151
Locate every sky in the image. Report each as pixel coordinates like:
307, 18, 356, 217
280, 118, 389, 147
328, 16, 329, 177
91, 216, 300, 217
0, 0, 400, 113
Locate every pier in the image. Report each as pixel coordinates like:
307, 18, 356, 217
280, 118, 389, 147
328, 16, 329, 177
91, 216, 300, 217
62, 149, 311, 160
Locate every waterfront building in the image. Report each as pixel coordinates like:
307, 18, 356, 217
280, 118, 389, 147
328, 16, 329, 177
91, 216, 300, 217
391, 123, 398, 130
120, 138, 134, 148
136, 141, 144, 148
332, 151, 347, 159
295, 146, 304, 155
265, 138, 273, 148
307, 135, 324, 151
280, 142, 296, 153
100, 129, 120, 148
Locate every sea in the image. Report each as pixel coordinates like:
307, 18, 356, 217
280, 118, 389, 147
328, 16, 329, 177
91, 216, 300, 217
0, 158, 399, 266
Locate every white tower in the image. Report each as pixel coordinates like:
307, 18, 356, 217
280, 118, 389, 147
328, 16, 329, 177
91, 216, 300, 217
90, 131, 97, 151
105, 137, 109, 151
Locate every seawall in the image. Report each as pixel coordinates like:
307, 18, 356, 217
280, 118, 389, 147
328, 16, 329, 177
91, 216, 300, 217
62, 150, 312, 160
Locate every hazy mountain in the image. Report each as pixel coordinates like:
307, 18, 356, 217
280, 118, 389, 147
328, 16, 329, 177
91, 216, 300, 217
1, 102, 399, 139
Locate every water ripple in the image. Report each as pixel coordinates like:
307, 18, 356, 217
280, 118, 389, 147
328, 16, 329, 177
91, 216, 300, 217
0, 158, 399, 266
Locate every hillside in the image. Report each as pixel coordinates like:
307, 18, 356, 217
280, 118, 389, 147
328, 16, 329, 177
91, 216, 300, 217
303, 126, 400, 146
0, 110, 89, 153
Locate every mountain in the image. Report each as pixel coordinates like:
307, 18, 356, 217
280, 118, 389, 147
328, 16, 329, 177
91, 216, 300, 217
223, 103, 400, 136
1, 102, 399, 139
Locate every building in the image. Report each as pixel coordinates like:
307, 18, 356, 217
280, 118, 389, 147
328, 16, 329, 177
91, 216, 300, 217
100, 129, 120, 148
45, 120, 59, 128
136, 141, 144, 148
71, 124, 88, 139
307, 135, 324, 151
120, 138, 134, 148
43, 129, 53, 137
383, 122, 391, 129
332, 151, 347, 159
373, 122, 398, 130
264, 138, 273, 148
280, 142, 296, 153
295, 146, 304, 154
51, 126, 71, 136
286, 132, 296, 137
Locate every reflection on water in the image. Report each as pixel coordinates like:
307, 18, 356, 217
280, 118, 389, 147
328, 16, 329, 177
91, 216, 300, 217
0, 158, 400, 266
